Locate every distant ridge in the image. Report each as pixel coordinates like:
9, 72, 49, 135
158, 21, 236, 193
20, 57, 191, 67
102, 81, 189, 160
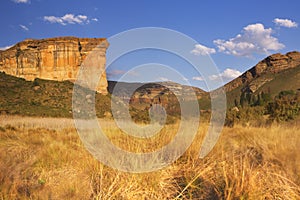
225, 51, 300, 107
225, 51, 300, 93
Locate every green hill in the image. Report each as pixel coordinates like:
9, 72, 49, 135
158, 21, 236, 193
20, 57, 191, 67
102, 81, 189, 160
226, 65, 300, 108
0, 72, 111, 117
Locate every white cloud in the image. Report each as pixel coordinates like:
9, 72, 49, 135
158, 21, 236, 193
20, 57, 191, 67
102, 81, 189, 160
0, 45, 13, 51
192, 76, 205, 81
43, 14, 94, 25
12, 0, 30, 3
43, 16, 65, 25
92, 18, 99, 22
158, 77, 171, 82
209, 68, 242, 81
273, 18, 298, 28
182, 77, 189, 81
214, 23, 285, 57
191, 44, 216, 55
19, 24, 29, 31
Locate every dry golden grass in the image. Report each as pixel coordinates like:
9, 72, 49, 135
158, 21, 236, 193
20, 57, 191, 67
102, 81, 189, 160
0, 116, 299, 199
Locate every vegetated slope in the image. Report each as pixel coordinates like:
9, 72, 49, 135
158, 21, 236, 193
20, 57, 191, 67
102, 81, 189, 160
226, 65, 300, 107
211, 51, 300, 126
256, 65, 300, 94
108, 80, 209, 109
0, 72, 208, 120
108, 80, 210, 122
108, 80, 207, 99
225, 51, 300, 108
0, 72, 110, 117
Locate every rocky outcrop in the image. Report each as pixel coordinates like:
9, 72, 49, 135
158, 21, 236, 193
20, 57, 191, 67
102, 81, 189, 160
225, 51, 300, 92
109, 81, 207, 103
0, 37, 109, 94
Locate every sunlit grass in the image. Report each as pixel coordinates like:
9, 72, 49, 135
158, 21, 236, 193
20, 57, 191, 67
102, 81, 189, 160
0, 116, 299, 199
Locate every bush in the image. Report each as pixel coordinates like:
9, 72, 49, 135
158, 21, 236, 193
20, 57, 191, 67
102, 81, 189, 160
266, 90, 300, 122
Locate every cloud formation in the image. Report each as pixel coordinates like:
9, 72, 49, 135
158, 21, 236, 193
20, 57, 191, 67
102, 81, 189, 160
19, 24, 29, 31
191, 44, 216, 55
158, 77, 171, 82
0, 45, 13, 51
192, 76, 204, 81
12, 0, 29, 3
273, 18, 298, 28
209, 68, 242, 81
43, 14, 92, 25
214, 23, 285, 57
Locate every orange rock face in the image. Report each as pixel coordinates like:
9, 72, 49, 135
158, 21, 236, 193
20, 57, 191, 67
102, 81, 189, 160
0, 37, 109, 94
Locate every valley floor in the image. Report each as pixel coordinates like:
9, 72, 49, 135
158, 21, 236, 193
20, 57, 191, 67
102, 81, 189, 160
0, 116, 299, 199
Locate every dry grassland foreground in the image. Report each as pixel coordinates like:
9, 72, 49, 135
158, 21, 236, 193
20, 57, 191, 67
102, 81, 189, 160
0, 115, 299, 199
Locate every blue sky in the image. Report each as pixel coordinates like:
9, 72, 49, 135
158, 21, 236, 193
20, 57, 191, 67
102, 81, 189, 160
1, 0, 300, 90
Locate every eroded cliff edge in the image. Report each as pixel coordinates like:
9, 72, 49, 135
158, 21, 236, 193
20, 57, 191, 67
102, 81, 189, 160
0, 37, 109, 94
224, 51, 300, 93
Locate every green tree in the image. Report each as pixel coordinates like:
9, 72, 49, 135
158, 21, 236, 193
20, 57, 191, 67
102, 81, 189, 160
266, 90, 300, 122
240, 93, 246, 107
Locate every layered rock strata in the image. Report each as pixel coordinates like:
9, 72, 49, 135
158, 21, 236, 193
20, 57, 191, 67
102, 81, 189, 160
224, 51, 300, 92
0, 37, 109, 94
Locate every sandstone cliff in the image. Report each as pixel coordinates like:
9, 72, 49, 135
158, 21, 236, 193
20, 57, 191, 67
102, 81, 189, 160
224, 51, 300, 92
0, 37, 109, 94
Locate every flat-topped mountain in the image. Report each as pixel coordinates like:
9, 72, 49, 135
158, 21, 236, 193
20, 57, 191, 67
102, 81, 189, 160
0, 37, 109, 94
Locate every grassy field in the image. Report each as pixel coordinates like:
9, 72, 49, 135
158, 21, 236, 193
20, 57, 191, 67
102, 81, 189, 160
0, 116, 299, 199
